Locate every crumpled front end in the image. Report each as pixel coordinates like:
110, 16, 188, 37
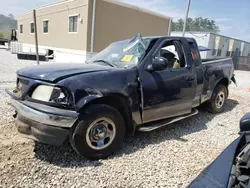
6, 76, 79, 146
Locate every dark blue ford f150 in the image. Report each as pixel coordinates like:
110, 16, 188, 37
7, 34, 236, 159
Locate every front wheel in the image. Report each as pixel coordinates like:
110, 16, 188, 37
207, 84, 227, 113
70, 104, 125, 160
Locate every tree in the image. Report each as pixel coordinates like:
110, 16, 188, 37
0, 14, 17, 30
8, 14, 15, 20
172, 19, 184, 31
171, 17, 220, 33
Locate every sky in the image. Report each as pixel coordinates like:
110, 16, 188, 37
1, 0, 250, 42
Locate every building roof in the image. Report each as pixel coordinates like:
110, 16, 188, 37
171, 31, 250, 44
19, 0, 172, 20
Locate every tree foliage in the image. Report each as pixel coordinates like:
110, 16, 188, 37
0, 14, 17, 31
8, 14, 15, 20
171, 17, 220, 33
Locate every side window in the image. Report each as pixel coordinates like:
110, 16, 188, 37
20, 25, 23, 34
30, 22, 34, 33
156, 41, 186, 69
43, 20, 49, 33
188, 42, 201, 67
69, 16, 78, 33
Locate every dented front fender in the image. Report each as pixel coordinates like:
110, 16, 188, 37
75, 95, 102, 110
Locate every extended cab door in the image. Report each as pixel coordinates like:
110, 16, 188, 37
138, 38, 198, 123
187, 39, 204, 107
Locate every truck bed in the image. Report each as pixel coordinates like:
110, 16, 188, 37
201, 57, 234, 103
202, 58, 232, 64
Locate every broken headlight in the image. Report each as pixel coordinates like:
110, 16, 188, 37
31, 85, 72, 105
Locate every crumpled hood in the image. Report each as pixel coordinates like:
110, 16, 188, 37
17, 63, 114, 82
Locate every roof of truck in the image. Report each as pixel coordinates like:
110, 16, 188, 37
143, 36, 195, 41
112, 36, 196, 45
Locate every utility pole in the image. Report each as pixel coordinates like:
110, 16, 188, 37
90, 0, 96, 53
33, 9, 39, 65
182, 0, 191, 37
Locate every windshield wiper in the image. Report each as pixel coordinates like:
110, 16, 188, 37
93, 60, 115, 67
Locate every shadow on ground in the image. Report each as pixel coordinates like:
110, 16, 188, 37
34, 99, 239, 167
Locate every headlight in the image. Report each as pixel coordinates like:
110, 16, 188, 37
31, 85, 71, 105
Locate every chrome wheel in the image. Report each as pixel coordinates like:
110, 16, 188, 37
86, 117, 116, 150
215, 91, 225, 109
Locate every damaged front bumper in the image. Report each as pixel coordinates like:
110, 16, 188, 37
9, 98, 79, 146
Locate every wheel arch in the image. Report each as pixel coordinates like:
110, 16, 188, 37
215, 77, 229, 97
76, 94, 135, 135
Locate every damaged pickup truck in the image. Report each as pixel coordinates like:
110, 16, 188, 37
7, 34, 236, 160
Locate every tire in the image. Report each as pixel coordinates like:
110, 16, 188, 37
207, 84, 227, 113
70, 104, 125, 160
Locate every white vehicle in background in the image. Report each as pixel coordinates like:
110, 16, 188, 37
10, 29, 96, 63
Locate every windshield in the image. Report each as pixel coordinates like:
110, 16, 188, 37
87, 34, 150, 68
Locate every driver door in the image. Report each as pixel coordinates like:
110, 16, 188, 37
139, 39, 197, 123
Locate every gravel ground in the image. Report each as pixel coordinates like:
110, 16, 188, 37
0, 49, 249, 188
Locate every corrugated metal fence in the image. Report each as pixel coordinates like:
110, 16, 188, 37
233, 57, 250, 71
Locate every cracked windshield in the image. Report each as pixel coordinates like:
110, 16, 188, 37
0, 0, 249, 188
88, 34, 150, 68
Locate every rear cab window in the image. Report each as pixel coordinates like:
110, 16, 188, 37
188, 42, 202, 67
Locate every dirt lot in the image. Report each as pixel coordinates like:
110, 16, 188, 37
0, 50, 249, 187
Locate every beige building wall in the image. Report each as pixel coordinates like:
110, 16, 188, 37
17, 0, 171, 53
88, 0, 171, 52
18, 0, 89, 51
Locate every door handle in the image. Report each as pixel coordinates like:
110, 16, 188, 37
186, 76, 194, 81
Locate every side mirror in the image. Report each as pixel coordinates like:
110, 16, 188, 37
147, 57, 168, 72
240, 113, 250, 133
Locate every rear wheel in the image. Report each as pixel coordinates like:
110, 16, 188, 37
207, 84, 227, 113
70, 104, 125, 160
